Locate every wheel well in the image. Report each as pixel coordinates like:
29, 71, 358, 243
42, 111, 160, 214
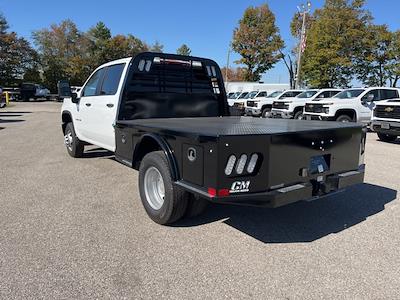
293, 106, 303, 114
132, 136, 163, 170
62, 112, 72, 133
335, 109, 356, 121
132, 135, 179, 180
261, 104, 272, 111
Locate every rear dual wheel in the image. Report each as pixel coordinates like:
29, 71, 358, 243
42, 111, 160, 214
139, 151, 208, 225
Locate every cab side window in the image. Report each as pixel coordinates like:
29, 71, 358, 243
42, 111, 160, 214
82, 68, 105, 97
100, 64, 125, 95
362, 89, 380, 102
280, 91, 300, 99
317, 91, 332, 98
381, 89, 398, 100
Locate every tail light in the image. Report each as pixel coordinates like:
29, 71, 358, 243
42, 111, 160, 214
224, 155, 237, 175
246, 153, 259, 173
236, 154, 248, 174
224, 153, 260, 176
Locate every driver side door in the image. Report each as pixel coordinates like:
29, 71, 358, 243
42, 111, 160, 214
360, 89, 380, 123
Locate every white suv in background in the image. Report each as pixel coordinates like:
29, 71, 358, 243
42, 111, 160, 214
246, 90, 303, 118
303, 87, 400, 124
372, 99, 400, 142
271, 89, 341, 120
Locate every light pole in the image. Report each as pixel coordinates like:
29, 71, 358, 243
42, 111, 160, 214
295, 1, 311, 89
226, 46, 231, 84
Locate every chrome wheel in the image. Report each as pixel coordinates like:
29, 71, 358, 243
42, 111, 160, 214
64, 130, 73, 151
144, 166, 165, 210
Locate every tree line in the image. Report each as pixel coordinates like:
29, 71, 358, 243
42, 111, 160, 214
229, 0, 400, 88
0, 14, 192, 92
1, 0, 400, 90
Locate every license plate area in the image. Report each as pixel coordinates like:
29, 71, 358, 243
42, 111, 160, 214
309, 154, 331, 174
381, 122, 390, 129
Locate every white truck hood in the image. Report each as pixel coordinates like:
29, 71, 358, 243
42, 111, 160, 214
274, 97, 297, 103
376, 99, 400, 106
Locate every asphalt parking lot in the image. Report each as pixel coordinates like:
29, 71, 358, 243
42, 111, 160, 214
0, 102, 399, 299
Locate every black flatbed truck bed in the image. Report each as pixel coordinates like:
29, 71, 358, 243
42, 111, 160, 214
115, 116, 365, 210
117, 116, 362, 136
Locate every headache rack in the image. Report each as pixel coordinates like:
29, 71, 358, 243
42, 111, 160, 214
118, 52, 229, 121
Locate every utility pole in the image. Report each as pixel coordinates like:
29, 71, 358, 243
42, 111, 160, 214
295, 1, 311, 89
226, 46, 231, 84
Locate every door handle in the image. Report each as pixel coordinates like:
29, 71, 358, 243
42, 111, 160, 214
85, 103, 91, 107
106, 103, 114, 108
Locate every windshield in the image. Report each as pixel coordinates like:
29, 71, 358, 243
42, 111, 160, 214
228, 92, 241, 99
238, 92, 249, 99
245, 91, 258, 99
266, 91, 283, 98
296, 90, 318, 99
334, 89, 365, 99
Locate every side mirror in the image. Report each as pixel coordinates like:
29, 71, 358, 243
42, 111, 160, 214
71, 92, 79, 103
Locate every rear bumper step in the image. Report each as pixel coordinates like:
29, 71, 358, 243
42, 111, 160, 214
175, 165, 365, 208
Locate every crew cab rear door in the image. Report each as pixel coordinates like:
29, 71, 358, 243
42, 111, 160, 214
90, 63, 127, 151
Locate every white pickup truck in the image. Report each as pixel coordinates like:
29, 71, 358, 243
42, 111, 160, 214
245, 90, 303, 118
271, 89, 341, 120
303, 87, 400, 124
372, 99, 400, 142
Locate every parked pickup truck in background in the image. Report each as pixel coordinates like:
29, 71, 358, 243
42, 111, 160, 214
59, 52, 366, 225
372, 99, 400, 142
232, 90, 267, 115
271, 89, 341, 120
303, 87, 400, 124
19, 83, 51, 101
246, 90, 303, 118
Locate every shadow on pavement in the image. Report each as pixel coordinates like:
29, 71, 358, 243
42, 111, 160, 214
0, 119, 25, 124
0, 114, 23, 117
175, 183, 397, 243
0, 111, 32, 114
376, 138, 400, 145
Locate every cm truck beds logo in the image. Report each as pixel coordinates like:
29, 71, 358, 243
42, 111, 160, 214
230, 181, 250, 193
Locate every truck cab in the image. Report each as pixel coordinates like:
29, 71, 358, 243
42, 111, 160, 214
303, 87, 400, 124
271, 89, 341, 120
61, 58, 131, 151
372, 99, 400, 142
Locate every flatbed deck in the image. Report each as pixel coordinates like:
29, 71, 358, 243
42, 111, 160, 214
117, 117, 362, 137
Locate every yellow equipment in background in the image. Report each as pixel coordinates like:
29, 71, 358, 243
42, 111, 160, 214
1, 91, 9, 107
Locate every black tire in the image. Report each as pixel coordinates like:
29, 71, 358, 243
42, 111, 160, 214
294, 110, 303, 120
261, 107, 271, 118
336, 115, 353, 122
139, 151, 189, 225
185, 194, 209, 218
64, 122, 84, 158
377, 132, 397, 142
